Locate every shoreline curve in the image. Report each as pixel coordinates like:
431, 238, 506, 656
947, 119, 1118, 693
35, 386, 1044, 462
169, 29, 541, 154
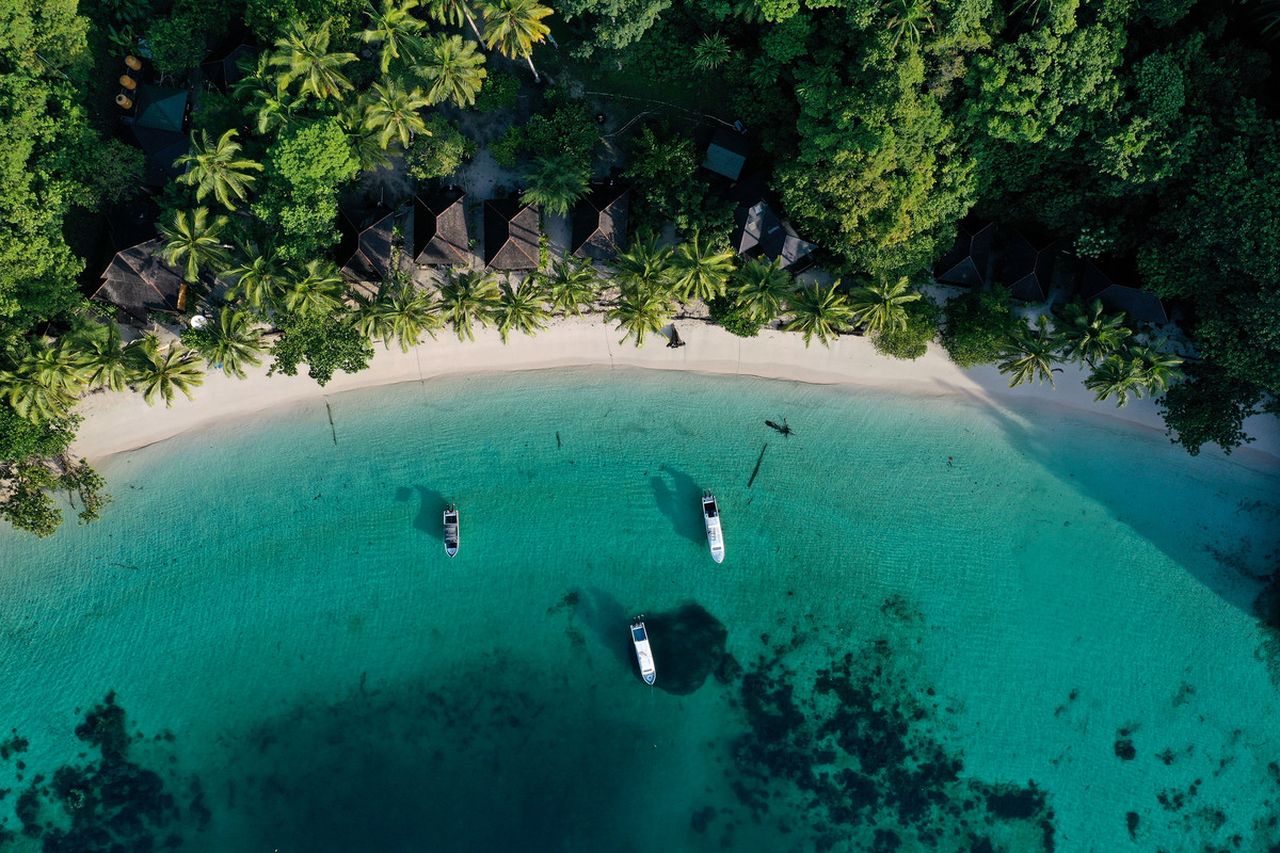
71, 316, 1280, 466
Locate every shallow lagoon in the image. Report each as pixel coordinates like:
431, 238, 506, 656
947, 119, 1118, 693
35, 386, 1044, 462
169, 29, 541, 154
1, 368, 1277, 851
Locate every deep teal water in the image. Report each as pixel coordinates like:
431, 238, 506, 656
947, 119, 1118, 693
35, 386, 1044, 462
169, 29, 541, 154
1, 368, 1278, 851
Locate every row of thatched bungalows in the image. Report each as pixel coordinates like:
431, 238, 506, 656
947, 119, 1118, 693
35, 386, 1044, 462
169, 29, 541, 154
935, 222, 1170, 325
88, 183, 635, 324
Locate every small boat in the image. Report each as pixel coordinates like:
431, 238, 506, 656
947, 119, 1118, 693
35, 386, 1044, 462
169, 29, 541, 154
443, 504, 459, 557
630, 620, 656, 685
702, 491, 725, 563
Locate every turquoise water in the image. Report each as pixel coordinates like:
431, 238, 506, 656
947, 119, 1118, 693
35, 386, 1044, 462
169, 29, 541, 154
1, 368, 1278, 851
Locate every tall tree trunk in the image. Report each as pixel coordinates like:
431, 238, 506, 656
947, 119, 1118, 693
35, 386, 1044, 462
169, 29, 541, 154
464, 10, 485, 44
525, 52, 539, 82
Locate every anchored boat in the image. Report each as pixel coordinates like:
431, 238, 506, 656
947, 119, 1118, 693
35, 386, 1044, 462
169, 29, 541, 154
630, 621, 656, 685
702, 491, 725, 563
443, 504, 459, 557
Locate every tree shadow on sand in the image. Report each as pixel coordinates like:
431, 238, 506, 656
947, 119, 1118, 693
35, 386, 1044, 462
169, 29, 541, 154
649, 464, 704, 545
395, 486, 448, 540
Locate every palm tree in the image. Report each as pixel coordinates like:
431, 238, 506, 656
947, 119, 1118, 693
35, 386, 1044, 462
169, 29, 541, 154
125, 335, 204, 407
191, 308, 265, 378
542, 258, 598, 316
363, 80, 431, 149
235, 61, 306, 135
1058, 299, 1130, 368
784, 282, 854, 347
0, 342, 87, 423
438, 268, 500, 341
226, 248, 286, 314
884, 0, 934, 50
359, 0, 426, 73
269, 21, 358, 102
732, 258, 792, 325
338, 104, 396, 172
0, 366, 77, 423
1084, 353, 1146, 407
607, 283, 672, 347
520, 154, 589, 217
283, 260, 347, 317
494, 277, 549, 342
415, 34, 487, 107
174, 129, 263, 211
849, 275, 920, 334
1129, 341, 1184, 396
158, 208, 230, 309
353, 280, 442, 350
612, 234, 674, 296
670, 233, 735, 302
479, 0, 552, 81
69, 323, 132, 392
692, 33, 731, 71
420, 0, 486, 43
997, 315, 1061, 387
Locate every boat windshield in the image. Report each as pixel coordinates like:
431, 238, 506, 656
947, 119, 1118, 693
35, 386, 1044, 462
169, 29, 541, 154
631, 626, 646, 642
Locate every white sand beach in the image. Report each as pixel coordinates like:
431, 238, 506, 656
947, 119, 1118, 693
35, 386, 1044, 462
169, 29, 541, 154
71, 316, 1280, 463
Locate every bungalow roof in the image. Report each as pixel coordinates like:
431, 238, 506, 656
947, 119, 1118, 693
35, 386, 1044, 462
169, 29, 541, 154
413, 188, 471, 266
483, 198, 540, 270
702, 128, 749, 181
92, 238, 183, 323
570, 182, 629, 261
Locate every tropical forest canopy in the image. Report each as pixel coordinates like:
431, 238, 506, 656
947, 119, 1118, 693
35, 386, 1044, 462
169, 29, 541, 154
0, 0, 1277, 535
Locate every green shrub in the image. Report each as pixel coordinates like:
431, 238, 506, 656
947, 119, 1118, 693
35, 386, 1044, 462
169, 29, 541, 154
708, 296, 763, 337
872, 296, 940, 360
473, 69, 519, 112
939, 291, 1017, 368
489, 126, 523, 168
406, 116, 475, 181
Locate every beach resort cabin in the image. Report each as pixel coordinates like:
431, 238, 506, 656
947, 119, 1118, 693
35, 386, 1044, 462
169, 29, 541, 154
997, 229, 1062, 303
121, 85, 191, 187
413, 189, 471, 266
92, 241, 183, 324
483, 198, 541, 270
201, 43, 257, 92
730, 200, 817, 272
935, 222, 996, 288
570, 181, 630, 261
1078, 261, 1169, 325
702, 128, 750, 181
337, 205, 415, 287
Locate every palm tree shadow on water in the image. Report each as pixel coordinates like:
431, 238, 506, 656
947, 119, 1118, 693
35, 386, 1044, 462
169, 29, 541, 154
934, 380, 1279, 616
394, 486, 448, 540
649, 464, 705, 545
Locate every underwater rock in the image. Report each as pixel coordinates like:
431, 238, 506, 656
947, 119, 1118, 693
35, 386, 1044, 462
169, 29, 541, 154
8, 694, 191, 852
726, 615, 1057, 850
1115, 738, 1137, 761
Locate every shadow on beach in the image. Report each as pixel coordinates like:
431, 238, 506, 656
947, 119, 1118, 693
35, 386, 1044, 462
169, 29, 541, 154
394, 486, 448, 539
934, 379, 1280, 615
649, 465, 704, 545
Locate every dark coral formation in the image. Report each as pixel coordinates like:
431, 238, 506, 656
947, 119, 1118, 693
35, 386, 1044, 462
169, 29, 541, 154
726, 600, 1057, 851
2, 693, 196, 851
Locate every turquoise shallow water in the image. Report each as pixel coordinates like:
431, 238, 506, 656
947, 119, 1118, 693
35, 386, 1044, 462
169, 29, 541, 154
1, 367, 1279, 851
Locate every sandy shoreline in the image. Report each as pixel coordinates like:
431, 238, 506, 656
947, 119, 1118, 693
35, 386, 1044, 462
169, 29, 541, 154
71, 316, 1280, 464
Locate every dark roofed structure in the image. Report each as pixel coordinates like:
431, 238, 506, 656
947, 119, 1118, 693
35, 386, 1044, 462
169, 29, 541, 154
1079, 262, 1169, 324
92, 238, 183, 323
935, 222, 996, 288
337, 205, 414, 284
730, 201, 817, 271
413, 189, 470, 266
124, 85, 191, 186
483, 198, 540, 269
201, 44, 257, 92
997, 228, 1062, 302
571, 181, 629, 261
702, 128, 750, 181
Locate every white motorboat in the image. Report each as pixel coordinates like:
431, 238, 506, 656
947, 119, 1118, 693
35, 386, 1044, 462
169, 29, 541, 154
702, 492, 725, 563
630, 621, 656, 685
443, 505, 459, 557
